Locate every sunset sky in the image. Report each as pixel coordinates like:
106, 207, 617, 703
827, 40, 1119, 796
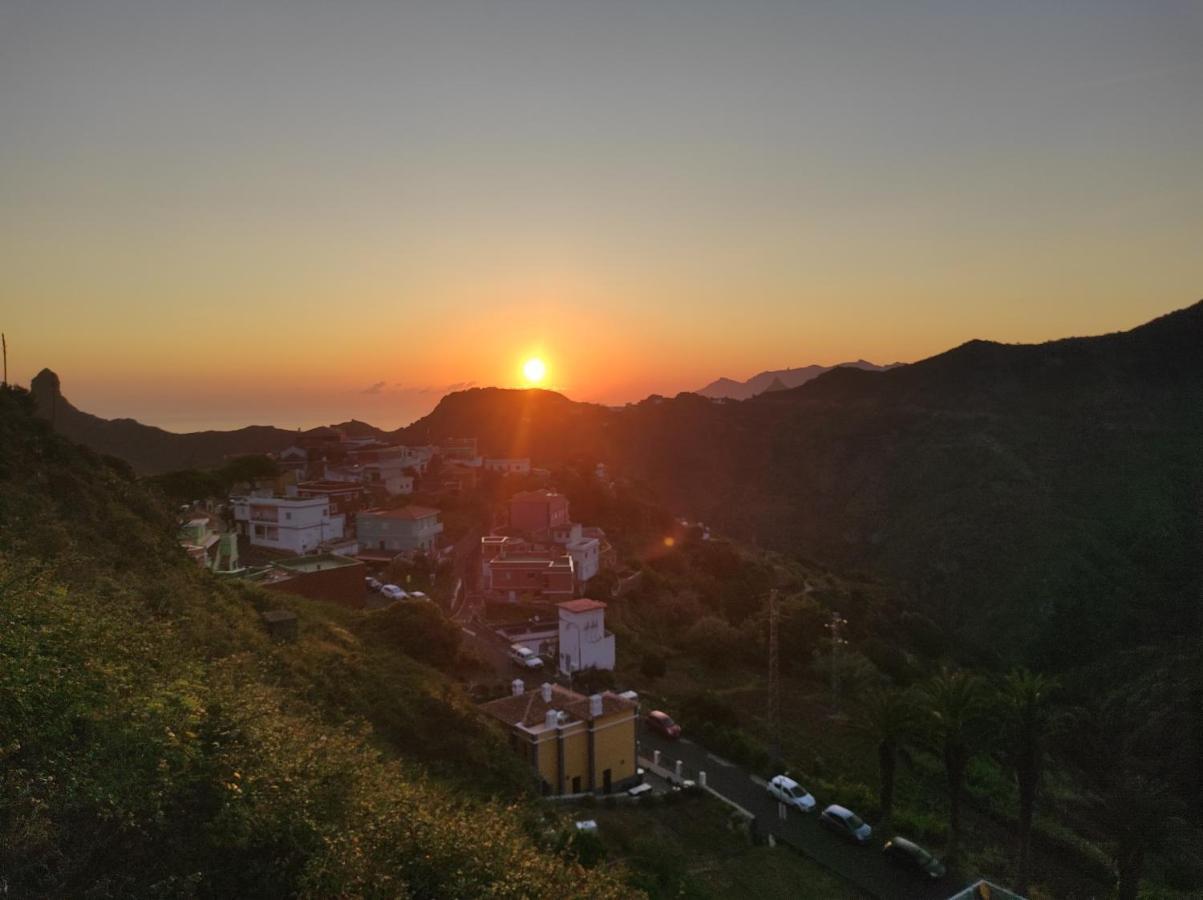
2, 1, 1201, 431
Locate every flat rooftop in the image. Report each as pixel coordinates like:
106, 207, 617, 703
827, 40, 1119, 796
359, 505, 441, 520
272, 553, 362, 573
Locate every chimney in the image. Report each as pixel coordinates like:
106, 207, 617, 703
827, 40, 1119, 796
545, 709, 559, 729
512, 678, 524, 696
589, 694, 603, 718
540, 682, 553, 703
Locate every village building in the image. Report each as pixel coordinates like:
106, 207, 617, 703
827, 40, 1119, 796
231, 495, 345, 555
441, 436, 478, 460
480, 535, 575, 602
480, 681, 638, 796
261, 553, 366, 607
440, 461, 478, 493
484, 457, 531, 475
550, 522, 601, 586
178, 515, 240, 573
349, 444, 434, 473
292, 480, 367, 519
356, 505, 443, 556
323, 463, 414, 498
509, 489, 570, 536
557, 598, 615, 674
274, 445, 310, 476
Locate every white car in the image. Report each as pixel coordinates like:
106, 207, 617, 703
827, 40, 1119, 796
380, 584, 407, 601
508, 645, 544, 670
766, 775, 816, 812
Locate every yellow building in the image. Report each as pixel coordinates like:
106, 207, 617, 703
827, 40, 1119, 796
481, 681, 638, 796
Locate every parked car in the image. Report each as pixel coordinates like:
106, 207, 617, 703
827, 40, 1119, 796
882, 836, 946, 879
365, 577, 383, 592
644, 710, 681, 739
380, 584, 406, 601
819, 805, 872, 844
508, 645, 544, 670
766, 775, 816, 812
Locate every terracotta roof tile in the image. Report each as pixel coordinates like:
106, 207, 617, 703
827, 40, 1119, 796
480, 686, 634, 728
557, 598, 606, 613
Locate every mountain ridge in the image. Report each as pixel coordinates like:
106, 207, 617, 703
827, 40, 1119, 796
695, 359, 903, 400
28, 368, 394, 473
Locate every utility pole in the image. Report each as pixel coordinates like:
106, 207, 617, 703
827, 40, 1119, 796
1, 333, 6, 386
768, 588, 780, 765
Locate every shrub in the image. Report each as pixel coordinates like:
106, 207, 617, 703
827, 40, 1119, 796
573, 667, 616, 695
890, 807, 949, 846
682, 615, 740, 669
570, 829, 607, 868
364, 600, 461, 669
679, 692, 739, 730
640, 651, 667, 681
812, 775, 878, 820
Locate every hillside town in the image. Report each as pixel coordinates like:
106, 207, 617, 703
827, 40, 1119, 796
174, 429, 625, 691
158, 426, 1040, 900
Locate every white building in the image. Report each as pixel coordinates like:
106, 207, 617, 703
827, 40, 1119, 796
323, 462, 413, 496
558, 598, 615, 675
362, 462, 414, 495
551, 523, 600, 585
231, 495, 345, 555
484, 457, 531, 475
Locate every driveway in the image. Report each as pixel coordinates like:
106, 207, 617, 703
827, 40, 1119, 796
639, 729, 971, 900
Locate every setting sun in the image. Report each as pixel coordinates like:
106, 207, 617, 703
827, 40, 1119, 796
522, 357, 547, 385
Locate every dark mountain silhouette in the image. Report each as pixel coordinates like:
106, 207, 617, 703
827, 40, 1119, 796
28, 369, 389, 473
761, 376, 789, 394
695, 359, 902, 400
398, 301, 1203, 667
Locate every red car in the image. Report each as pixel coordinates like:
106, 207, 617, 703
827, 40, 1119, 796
645, 710, 681, 739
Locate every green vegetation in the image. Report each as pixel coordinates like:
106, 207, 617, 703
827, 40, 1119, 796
596, 521, 1203, 898
589, 793, 868, 899
147, 454, 281, 505
0, 386, 632, 898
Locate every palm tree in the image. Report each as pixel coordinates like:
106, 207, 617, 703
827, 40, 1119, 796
922, 668, 987, 865
853, 686, 919, 826
996, 668, 1060, 895
1089, 771, 1180, 900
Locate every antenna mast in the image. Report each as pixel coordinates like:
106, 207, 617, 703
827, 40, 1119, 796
768, 588, 780, 765
1, 333, 6, 386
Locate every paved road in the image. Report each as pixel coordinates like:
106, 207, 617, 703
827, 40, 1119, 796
639, 729, 971, 900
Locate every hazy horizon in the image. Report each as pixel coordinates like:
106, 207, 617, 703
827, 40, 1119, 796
21, 295, 1197, 433
4, 1, 1201, 429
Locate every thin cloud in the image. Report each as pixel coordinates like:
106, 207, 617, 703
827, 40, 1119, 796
366, 381, 476, 396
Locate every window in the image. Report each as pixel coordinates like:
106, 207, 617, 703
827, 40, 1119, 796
285, 512, 291, 520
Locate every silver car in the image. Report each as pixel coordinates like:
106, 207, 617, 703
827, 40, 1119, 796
819, 804, 872, 844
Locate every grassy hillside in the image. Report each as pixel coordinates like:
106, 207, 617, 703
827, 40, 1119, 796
0, 385, 630, 898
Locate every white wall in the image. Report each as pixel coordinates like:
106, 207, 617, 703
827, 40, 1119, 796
558, 608, 615, 674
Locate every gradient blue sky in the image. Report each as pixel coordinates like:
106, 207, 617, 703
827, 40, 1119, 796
2, 1, 1201, 430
